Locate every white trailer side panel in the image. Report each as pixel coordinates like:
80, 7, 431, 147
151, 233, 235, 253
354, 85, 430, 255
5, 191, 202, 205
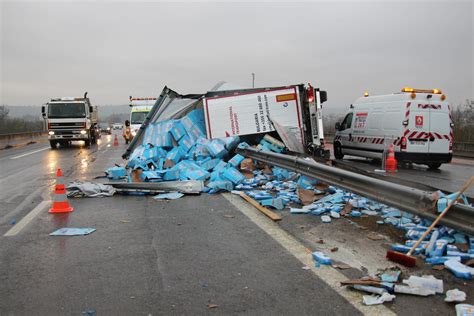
204, 87, 302, 139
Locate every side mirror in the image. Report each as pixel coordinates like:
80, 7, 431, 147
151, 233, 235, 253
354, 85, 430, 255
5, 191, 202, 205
320, 91, 328, 104
335, 122, 340, 130
89, 106, 93, 112
41, 105, 46, 118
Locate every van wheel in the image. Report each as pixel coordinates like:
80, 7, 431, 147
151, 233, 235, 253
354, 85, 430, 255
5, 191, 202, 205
427, 163, 441, 170
334, 143, 344, 159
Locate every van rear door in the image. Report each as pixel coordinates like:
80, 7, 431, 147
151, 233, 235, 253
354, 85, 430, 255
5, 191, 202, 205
407, 103, 430, 153
427, 103, 450, 154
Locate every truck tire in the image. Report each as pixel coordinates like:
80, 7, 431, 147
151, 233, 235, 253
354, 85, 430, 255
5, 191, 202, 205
334, 143, 344, 159
84, 139, 90, 147
427, 163, 441, 170
49, 140, 58, 149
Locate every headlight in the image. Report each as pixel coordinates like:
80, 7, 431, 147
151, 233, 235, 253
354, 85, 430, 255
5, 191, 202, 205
48, 131, 55, 135
80, 130, 87, 135
107, 127, 110, 130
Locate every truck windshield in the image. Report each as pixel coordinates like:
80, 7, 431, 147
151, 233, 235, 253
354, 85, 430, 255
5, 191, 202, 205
48, 103, 86, 118
131, 112, 149, 124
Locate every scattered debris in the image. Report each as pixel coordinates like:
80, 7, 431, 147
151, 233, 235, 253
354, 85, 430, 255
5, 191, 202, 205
120, 220, 130, 223
67, 181, 116, 197
403, 275, 443, 294
223, 214, 235, 219
432, 265, 445, 271
301, 265, 311, 270
332, 263, 352, 270
105, 166, 127, 179
239, 192, 282, 222
455, 304, 474, 316
394, 284, 436, 296
207, 304, 218, 309
380, 270, 401, 283
353, 285, 387, 295
153, 192, 184, 200
330, 247, 339, 252
445, 289, 467, 303
82, 309, 96, 316
444, 259, 472, 280
50, 228, 96, 236
362, 292, 396, 306
367, 233, 385, 241
312, 251, 331, 265
341, 278, 382, 287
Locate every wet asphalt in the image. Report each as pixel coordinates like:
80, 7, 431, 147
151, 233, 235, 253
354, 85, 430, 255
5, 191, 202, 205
0, 134, 360, 315
0, 133, 472, 315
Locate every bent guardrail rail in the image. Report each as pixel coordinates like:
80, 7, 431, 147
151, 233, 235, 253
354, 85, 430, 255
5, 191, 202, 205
236, 144, 474, 235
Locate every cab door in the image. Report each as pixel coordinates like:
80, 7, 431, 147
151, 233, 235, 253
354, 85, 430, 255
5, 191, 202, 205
337, 112, 354, 152
407, 104, 430, 153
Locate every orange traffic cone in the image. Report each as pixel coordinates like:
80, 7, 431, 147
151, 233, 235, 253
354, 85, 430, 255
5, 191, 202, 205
49, 168, 74, 213
113, 134, 119, 146
385, 144, 398, 172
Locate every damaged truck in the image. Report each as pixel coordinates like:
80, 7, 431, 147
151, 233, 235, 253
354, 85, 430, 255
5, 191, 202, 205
123, 82, 328, 160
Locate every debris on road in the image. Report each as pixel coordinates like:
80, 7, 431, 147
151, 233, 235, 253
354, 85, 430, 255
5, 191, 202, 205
362, 292, 396, 305
153, 192, 184, 200
312, 251, 331, 265
445, 289, 467, 303
50, 228, 96, 236
455, 304, 474, 316
105, 166, 127, 179
67, 181, 116, 198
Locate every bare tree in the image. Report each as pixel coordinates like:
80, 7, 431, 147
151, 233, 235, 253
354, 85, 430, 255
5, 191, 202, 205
0, 105, 9, 120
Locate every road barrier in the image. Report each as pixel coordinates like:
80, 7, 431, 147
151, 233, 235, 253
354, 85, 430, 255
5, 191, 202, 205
236, 145, 474, 235
0, 131, 47, 147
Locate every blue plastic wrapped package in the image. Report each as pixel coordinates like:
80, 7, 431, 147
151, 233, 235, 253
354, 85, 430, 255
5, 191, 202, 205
106, 166, 127, 179
446, 251, 474, 261
142, 124, 155, 145
297, 176, 318, 190
444, 259, 472, 279
228, 154, 245, 167
349, 210, 361, 217
290, 208, 311, 214
140, 171, 162, 182
222, 167, 245, 184
207, 139, 228, 158
207, 180, 234, 193
163, 168, 180, 181
312, 251, 331, 265
200, 158, 221, 171
429, 239, 448, 257
261, 198, 285, 210
390, 244, 422, 255
272, 167, 290, 180
438, 191, 470, 213
220, 136, 240, 150
170, 121, 187, 141
182, 109, 206, 137
426, 256, 461, 265
183, 168, 210, 181
165, 147, 185, 166
178, 135, 194, 153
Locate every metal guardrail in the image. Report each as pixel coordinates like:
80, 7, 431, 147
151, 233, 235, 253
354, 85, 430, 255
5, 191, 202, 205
0, 131, 47, 146
236, 145, 474, 235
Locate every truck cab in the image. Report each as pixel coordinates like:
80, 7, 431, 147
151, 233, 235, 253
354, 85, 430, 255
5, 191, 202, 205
42, 92, 98, 148
129, 97, 155, 137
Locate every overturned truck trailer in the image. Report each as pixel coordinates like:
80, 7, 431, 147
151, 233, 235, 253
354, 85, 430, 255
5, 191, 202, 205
123, 82, 328, 159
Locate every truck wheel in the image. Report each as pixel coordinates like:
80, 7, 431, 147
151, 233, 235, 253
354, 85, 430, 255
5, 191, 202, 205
427, 163, 441, 170
84, 139, 90, 147
49, 140, 58, 149
334, 143, 344, 159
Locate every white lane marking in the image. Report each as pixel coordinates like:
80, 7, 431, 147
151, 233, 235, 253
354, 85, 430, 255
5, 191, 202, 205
9, 147, 50, 160
4, 201, 51, 236
222, 193, 395, 316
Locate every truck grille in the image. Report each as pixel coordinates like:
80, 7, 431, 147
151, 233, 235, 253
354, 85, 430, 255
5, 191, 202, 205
49, 122, 84, 129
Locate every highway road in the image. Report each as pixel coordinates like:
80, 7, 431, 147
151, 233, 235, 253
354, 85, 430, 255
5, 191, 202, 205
0, 132, 472, 315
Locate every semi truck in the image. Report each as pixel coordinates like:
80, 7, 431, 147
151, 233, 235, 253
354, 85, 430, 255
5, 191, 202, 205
42, 92, 99, 148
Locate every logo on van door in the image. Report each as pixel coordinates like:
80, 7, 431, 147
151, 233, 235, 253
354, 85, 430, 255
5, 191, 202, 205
415, 115, 423, 128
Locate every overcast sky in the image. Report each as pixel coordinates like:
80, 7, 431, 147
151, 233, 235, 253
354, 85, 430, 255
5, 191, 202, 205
1, 0, 472, 113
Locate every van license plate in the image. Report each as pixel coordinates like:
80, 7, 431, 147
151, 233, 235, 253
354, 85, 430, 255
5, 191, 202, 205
410, 141, 425, 145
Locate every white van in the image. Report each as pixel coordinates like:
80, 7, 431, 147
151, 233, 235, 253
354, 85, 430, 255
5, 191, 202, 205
334, 88, 453, 169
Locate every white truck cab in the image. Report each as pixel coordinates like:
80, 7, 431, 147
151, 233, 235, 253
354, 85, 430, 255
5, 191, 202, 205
129, 97, 155, 137
334, 88, 453, 169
